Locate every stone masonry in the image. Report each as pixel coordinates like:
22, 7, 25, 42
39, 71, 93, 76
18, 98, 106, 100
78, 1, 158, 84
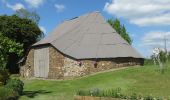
21, 45, 143, 79
48, 46, 64, 78
20, 49, 34, 78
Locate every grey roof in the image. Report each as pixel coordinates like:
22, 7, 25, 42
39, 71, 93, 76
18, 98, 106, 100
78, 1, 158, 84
33, 11, 143, 59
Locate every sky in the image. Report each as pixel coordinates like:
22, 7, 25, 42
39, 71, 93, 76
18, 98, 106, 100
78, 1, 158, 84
0, 0, 170, 58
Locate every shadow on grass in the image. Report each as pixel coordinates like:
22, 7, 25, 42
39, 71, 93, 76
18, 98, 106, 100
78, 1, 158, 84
22, 90, 52, 98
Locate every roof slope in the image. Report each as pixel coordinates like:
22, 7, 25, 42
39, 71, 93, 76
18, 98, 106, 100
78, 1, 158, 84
33, 11, 143, 59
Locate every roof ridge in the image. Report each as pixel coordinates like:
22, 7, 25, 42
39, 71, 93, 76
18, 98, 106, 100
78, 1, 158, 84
62, 12, 99, 52
62, 11, 101, 22
33, 11, 143, 59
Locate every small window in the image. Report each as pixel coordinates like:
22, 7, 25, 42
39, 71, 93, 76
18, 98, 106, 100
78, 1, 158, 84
93, 61, 97, 68
77, 60, 82, 67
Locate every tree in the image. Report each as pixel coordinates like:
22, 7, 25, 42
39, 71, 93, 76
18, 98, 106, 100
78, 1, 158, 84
0, 14, 42, 73
0, 33, 23, 69
0, 15, 42, 52
107, 18, 132, 45
15, 8, 40, 24
15, 9, 44, 41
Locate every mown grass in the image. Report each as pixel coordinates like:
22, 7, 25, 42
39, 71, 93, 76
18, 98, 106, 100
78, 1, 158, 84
20, 63, 170, 100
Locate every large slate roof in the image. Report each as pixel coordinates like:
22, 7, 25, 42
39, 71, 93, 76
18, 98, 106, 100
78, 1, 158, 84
33, 11, 143, 59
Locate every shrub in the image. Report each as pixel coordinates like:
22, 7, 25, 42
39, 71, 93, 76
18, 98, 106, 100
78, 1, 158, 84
5, 79, 24, 95
143, 95, 154, 100
77, 90, 91, 96
111, 88, 123, 98
0, 69, 10, 85
0, 86, 19, 100
156, 97, 163, 100
129, 93, 141, 100
77, 88, 165, 100
90, 88, 101, 96
77, 88, 124, 98
144, 59, 154, 65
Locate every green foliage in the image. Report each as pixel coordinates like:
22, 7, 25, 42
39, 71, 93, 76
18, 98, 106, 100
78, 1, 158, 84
108, 18, 133, 45
144, 59, 154, 65
0, 74, 23, 99
0, 15, 42, 52
0, 34, 23, 56
0, 86, 19, 100
77, 88, 125, 99
0, 69, 10, 85
77, 88, 164, 100
15, 8, 40, 24
150, 51, 170, 73
0, 11, 42, 71
168, 52, 170, 61
5, 79, 24, 95
159, 51, 168, 63
143, 95, 155, 100
129, 93, 138, 100
15, 9, 45, 41
151, 51, 170, 64
0, 33, 23, 69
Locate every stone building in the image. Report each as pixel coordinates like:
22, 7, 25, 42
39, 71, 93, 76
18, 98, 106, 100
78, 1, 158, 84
20, 11, 144, 79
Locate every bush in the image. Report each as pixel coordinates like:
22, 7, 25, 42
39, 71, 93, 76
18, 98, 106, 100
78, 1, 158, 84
159, 51, 167, 63
144, 59, 154, 65
0, 69, 10, 85
0, 86, 19, 100
77, 88, 124, 98
5, 79, 24, 95
128, 93, 143, 100
77, 88, 165, 100
90, 88, 101, 96
143, 95, 155, 100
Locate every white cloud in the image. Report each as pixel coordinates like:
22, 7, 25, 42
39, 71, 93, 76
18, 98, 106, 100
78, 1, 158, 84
24, 0, 45, 8
39, 26, 46, 34
54, 4, 65, 12
130, 14, 170, 26
142, 31, 170, 50
6, 3, 25, 11
104, 0, 170, 26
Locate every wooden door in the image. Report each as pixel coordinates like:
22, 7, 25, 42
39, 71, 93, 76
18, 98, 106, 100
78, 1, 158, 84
34, 46, 49, 78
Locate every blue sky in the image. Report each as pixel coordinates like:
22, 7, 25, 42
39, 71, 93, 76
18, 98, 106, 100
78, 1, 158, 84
0, 0, 170, 58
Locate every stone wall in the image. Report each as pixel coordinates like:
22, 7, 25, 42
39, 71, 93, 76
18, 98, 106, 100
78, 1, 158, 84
62, 57, 142, 79
20, 49, 34, 78
21, 45, 143, 79
48, 46, 64, 78
20, 45, 65, 79
63, 57, 87, 79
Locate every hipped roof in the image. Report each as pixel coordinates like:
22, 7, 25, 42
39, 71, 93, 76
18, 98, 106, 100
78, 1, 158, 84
33, 11, 143, 59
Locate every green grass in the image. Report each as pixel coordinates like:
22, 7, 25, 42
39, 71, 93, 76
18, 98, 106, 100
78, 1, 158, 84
19, 64, 170, 100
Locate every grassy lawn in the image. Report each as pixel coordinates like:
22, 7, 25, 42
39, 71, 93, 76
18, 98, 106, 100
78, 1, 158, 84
19, 64, 170, 100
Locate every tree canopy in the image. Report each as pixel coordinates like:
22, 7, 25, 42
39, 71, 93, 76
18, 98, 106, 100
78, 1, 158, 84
0, 10, 42, 72
15, 8, 40, 24
108, 18, 132, 45
0, 33, 23, 69
0, 15, 42, 52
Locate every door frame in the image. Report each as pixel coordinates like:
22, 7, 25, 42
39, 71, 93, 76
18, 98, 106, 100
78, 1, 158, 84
34, 46, 49, 78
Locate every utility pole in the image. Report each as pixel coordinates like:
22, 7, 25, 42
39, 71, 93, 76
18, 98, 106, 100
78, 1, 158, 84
164, 33, 169, 64
164, 35, 167, 54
